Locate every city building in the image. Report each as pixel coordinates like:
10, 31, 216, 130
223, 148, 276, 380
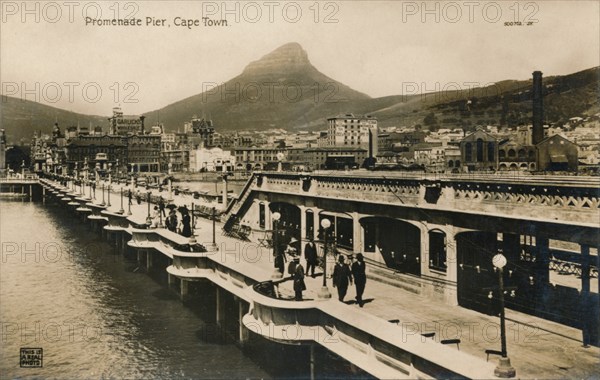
232, 147, 287, 170
189, 147, 235, 172
184, 117, 215, 148
498, 139, 536, 171
413, 143, 446, 172
459, 129, 499, 171
108, 107, 145, 135
65, 135, 127, 174
161, 149, 189, 173
127, 134, 161, 172
536, 134, 578, 172
303, 146, 368, 170
327, 114, 378, 155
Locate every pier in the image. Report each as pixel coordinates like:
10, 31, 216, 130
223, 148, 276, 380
3, 173, 598, 379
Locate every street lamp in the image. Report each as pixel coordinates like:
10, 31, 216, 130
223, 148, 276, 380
146, 191, 152, 227
107, 183, 111, 207
212, 206, 217, 248
100, 183, 105, 206
127, 188, 132, 216
492, 252, 516, 378
118, 187, 124, 214
189, 203, 197, 244
318, 218, 332, 299
271, 212, 282, 279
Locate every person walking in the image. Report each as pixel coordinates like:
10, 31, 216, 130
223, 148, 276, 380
167, 209, 178, 233
332, 255, 353, 302
304, 238, 318, 278
158, 196, 166, 217
180, 206, 192, 237
274, 241, 287, 277
351, 253, 367, 307
127, 188, 132, 205
292, 257, 306, 301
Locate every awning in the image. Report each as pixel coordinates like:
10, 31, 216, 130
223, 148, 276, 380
550, 154, 568, 163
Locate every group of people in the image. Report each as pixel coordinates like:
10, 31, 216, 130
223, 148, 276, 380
277, 237, 367, 305
147, 198, 193, 238
332, 253, 367, 307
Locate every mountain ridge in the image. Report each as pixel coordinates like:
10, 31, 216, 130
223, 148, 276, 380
1, 42, 598, 142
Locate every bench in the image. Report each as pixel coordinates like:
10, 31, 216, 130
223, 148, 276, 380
485, 349, 503, 361
441, 339, 461, 350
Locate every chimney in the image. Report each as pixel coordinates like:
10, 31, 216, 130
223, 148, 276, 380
532, 71, 544, 145
140, 115, 146, 135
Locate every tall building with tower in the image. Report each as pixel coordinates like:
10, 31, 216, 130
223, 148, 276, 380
108, 107, 146, 135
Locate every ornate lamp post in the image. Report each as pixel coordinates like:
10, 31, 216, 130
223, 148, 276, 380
492, 252, 516, 378
118, 187, 124, 214
107, 183, 111, 207
271, 212, 282, 279
100, 183, 105, 206
127, 188, 132, 216
189, 203, 197, 244
212, 206, 216, 247
146, 191, 152, 227
318, 218, 332, 299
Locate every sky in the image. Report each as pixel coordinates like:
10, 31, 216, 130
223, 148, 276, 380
1, 0, 599, 116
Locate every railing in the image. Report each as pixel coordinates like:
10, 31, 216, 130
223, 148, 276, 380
252, 277, 298, 301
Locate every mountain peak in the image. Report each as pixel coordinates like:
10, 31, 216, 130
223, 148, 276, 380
242, 42, 311, 75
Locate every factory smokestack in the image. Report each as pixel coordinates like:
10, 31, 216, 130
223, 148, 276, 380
532, 71, 544, 145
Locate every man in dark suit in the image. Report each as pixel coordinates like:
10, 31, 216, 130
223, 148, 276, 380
351, 253, 367, 307
304, 238, 318, 278
292, 257, 306, 301
332, 255, 353, 302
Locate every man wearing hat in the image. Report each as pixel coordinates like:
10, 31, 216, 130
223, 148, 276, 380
332, 255, 353, 302
304, 238, 318, 278
292, 256, 306, 301
351, 253, 367, 307
285, 237, 299, 257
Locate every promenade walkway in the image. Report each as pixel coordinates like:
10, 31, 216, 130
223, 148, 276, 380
67, 180, 599, 379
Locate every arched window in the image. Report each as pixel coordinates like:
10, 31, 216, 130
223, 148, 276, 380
487, 142, 495, 161
528, 150, 535, 159
518, 149, 526, 159
476, 139, 484, 162
305, 209, 314, 239
428, 229, 447, 272
508, 149, 516, 158
465, 143, 472, 162
455, 160, 460, 167
499, 149, 506, 159
448, 160, 454, 168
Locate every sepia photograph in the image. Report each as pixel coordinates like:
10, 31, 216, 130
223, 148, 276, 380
1, 0, 599, 378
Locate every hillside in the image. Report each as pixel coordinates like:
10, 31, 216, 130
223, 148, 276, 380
0, 97, 106, 142
369, 67, 599, 132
